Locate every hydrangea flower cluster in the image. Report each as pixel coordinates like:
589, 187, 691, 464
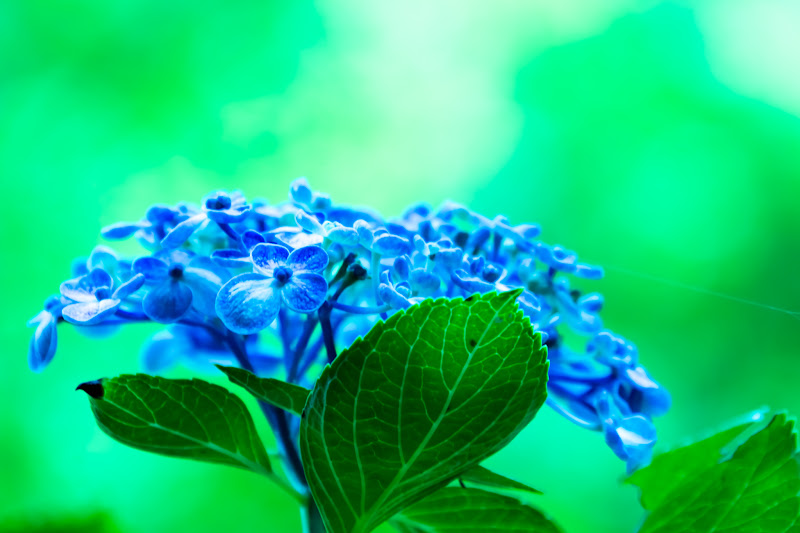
27, 178, 669, 471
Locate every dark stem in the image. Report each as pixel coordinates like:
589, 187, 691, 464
287, 316, 319, 383
217, 221, 247, 253
224, 331, 307, 490
317, 302, 338, 363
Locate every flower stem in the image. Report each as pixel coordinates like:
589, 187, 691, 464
224, 331, 308, 491
330, 301, 391, 315
317, 302, 338, 363
370, 252, 382, 306
288, 315, 318, 383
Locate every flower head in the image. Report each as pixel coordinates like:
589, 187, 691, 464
31, 177, 670, 471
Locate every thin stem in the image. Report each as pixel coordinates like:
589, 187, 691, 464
278, 309, 294, 364
330, 302, 391, 315
370, 252, 382, 306
287, 316, 319, 383
217, 221, 247, 253
317, 302, 338, 363
224, 331, 308, 491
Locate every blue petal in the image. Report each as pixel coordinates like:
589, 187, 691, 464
323, 222, 360, 246
132, 256, 169, 284
29, 314, 57, 372
574, 263, 604, 280
393, 256, 410, 280
141, 329, 186, 373
579, 293, 604, 311
101, 221, 146, 240
536, 244, 578, 273
516, 290, 542, 317
211, 249, 251, 268
145, 204, 178, 224
183, 258, 231, 317
161, 213, 208, 249
409, 268, 440, 292
290, 177, 313, 205
451, 269, 495, 293
206, 205, 251, 223
215, 273, 280, 334
281, 273, 328, 313
62, 299, 121, 325
438, 248, 465, 271
546, 397, 601, 430
251, 243, 289, 276
596, 391, 657, 471
60, 269, 113, 302
295, 209, 324, 234
378, 272, 412, 310
354, 220, 374, 246
88, 246, 120, 272
372, 234, 411, 257
275, 231, 324, 249
241, 229, 265, 250
112, 273, 146, 300
143, 280, 193, 323
286, 245, 329, 273
469, 256, 485, 276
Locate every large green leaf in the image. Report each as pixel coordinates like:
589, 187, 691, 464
300, 291, 549, 533
632, 413, 800, 533
217, 365, 310, 416
391, 488, 561, 533
78, 374, 272, 476
460, 465, 542, 495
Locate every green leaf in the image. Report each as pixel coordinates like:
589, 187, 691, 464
300, 291, 549, 533
627, 419, 757, 510
460, 465, 542, 495
391, 488, 561, 533
78, 374, 272, 476
633, 413, 800, 533
217, 365, 310, 416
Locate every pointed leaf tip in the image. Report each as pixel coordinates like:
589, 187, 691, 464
77, 379, 105, 399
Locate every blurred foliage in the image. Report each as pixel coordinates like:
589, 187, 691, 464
1, 1, 799, 533
0, 512, 120, 533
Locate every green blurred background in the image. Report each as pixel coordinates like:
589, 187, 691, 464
2, 0, 799, 531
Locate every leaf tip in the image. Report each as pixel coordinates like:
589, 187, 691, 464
76, 379, 106, 399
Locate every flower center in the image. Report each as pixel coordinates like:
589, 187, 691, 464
95, 287, 112, 300
274, 265, 293, 284
205, 194, 232, 210
169, 265, 185, 279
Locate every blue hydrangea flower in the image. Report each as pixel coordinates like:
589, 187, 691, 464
133, 250, 231, 323
59, 268, 145, 325
215, 244, 329, 334
160, 191, 251, 249
27, 296, 64, 372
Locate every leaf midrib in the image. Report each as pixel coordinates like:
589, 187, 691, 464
352, 296, 518, 533
98, 391, 271, 477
